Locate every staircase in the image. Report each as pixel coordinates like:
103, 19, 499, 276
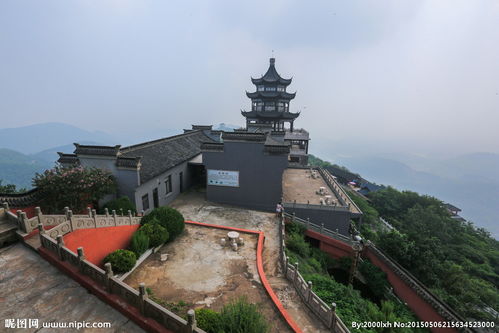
0, 208, 18, 247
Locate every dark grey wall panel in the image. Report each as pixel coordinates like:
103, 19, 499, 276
204, 141, 288, 211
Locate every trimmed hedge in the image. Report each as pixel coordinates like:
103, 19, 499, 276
103, 249, 137, 273
100, 196, 136, 215
130, 230, 150, 257
195, 308, 223, 333
140, 221, 169, 247
141, 206, 185, 241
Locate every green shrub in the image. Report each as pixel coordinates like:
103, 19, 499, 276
219, 297, 269, 333
195, 308, 223, 333
130, 230, 150, 256
141, 206, 185, 241
103, 249, 137, 273
285, 220, 307, 235
100, 196, 136, 215
359, 260, 389, 299
286, 232, 310, 257
140, 221, 169, 247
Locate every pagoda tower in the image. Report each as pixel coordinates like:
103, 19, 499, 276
242, 58, 300, 132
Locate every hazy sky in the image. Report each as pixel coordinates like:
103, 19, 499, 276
1, 0, 498, 156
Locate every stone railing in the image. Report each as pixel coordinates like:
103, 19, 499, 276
278, 216, 350, 333
283, 201, 351, 213
283, 212, 355, 245
6, 204, 142, 237
284, 210, 470, 331
317, 167, 362, 215
39, 231, 206, 333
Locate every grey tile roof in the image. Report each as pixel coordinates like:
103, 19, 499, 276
74, 144, 121, 156
57, 152, 79, 165
251, 58, 292, 86
116, 156, 141, 169
120, 130, 215, 183
0, 188, 40, 208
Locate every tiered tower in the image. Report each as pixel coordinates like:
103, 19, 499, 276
242, 58, 300, 132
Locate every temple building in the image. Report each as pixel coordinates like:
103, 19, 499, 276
243, 58, 298, 132
58, 58, 360, 236
242, 58, 310, 165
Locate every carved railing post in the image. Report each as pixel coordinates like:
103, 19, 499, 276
112, 210, 117, 226
56, 235, 65, 260
21, 212, 28, 230
104, 208, 109, 217
128, 210, 132, 224
307, 281, 313, 302
77, 247, 85, 272
35, 207, 42, 225
87, 207, 92, 217
139, 283, 148, 314
330, 302, 337, 331
37, 223, 45, 246
64, 206, 69, 218
2, 202, 9, 211
306, 217, 310, 229
104, 263, 114, 292
294, 262, 299, 285
185, 309, 196, 333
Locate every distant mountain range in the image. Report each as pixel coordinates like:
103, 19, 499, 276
1, 122, 496, 237
0, 122, 115, 154
0, 122, 239, 190
319, 153, 499, 239
0, 148, 52, 189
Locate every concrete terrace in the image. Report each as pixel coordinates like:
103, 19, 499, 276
283, 168, 341, 205
0, 243, 144, 333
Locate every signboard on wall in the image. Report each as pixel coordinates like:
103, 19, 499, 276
207, 169, 239, 187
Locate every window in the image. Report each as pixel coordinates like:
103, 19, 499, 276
277, 86, 285, 92
153, 188, 159, 208
165, 175, 172, 194
265, 102, 275, 112
277, 102, 285, 112
142, 194, 150, 211
265, 86, 276, 91
257, 85, 264, 91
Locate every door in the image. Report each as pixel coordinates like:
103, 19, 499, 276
152, 188, 159, 208
179, 172, 183, 193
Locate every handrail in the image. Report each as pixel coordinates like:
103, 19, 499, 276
283, 211, 355, 245
317, 167, 363, 215
279, 215, 350, 332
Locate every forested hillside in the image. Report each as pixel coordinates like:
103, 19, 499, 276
311, 155, 499, 322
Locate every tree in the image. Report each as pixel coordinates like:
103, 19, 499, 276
0, 180, 25, 194
33, 166, 116, 213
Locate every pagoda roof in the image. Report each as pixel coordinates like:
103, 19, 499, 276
251, 58, 292, 86
241, 110, 300, 120
246, 91, 296, 99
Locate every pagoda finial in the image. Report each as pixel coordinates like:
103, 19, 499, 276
270, 57, 275, 65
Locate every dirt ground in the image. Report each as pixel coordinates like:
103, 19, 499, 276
125, 224, 291, 333
126, 190, 329, 333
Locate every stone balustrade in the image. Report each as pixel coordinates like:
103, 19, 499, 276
278, 216, 350, 333
39, 231, 205, 333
